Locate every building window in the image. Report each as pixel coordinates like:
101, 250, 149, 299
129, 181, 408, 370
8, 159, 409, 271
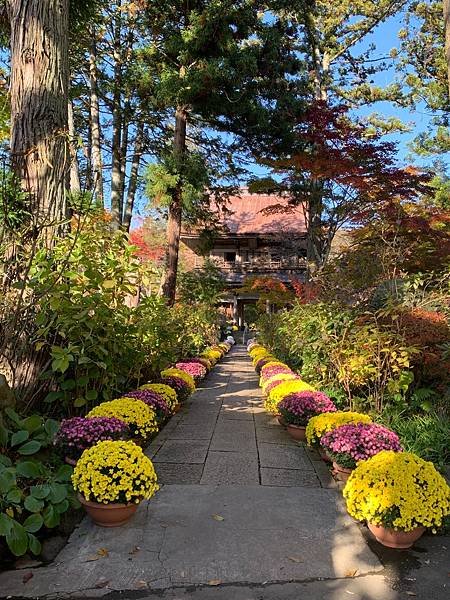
225, 252, 236, 263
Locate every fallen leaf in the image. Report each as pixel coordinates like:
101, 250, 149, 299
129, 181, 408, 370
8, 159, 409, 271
405, 593, 416, 597
287, 556, 303, 563
129, 546, 141, 555
97, 548, 109, 557
94, 577, 109, 589
208, 579, 222, 586
136, 580, 148, 589
212, 514, 224, 521
84, 556, 100, 562
344, 569, 358, 578
345, 592, 355, 596
22, 572, 33, 584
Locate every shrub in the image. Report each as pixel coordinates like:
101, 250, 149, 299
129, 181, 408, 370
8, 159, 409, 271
278, 392, 336, 427
54, 417, 129, 460
321, 422, 402, 469
306, 411, 372, 446
87, 398, 158, 440
0, 409, 76, 557
343, 451, 450, 531
72, 440, 159, 504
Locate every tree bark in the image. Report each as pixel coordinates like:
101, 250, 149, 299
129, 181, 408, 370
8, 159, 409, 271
123, 121, 144, 232
110, 4, 123, 228
68, 99, 81, 193
7, 0, 70, 242
444, 0, 450, 98
159, 106, 187, 306
89, 37, 104, 205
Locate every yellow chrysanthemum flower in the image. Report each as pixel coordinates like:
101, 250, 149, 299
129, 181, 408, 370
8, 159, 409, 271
160, 368, 196, 392
261, 373, 299, 394
87, 398, 158, 439
264, 379, 315, 414
139, 383, 178, 410
72, 440, 159, 504
343, 451, 450, 531
305, 411, 372, 446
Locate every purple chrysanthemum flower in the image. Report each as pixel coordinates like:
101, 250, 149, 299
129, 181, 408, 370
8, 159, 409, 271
124, 389, 171, 421
321, 422, 402, 469
55, 416, 129, 459
161, 375, 191, 402
278, 391, 337, 426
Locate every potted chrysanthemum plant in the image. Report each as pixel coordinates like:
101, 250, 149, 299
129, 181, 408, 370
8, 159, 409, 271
343, 450, 450, 548
55, 416, 129, 465
278, 391, 337, 442
320, 422, 402, 481
72, 440, 159, 527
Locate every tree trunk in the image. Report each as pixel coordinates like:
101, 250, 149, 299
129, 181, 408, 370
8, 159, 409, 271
110, 4, 123, 229
123, 121, 144, 232
119, 104, 130, 223
444, 0, 450, 98
7, 0, 70, 242
159, 106, 187, 306
89, 37, 104, 205
68, 99, 81, 193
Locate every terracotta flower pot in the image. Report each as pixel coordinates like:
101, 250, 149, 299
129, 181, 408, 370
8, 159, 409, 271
332, 461, 353, 482
78, 494, 139, 527
173, 403, 182, 413
277, 414, 287, 427
65, 456, 77, 467
318, 446, 332, 463
286, 423, 306, 442
367, 522, 426, 549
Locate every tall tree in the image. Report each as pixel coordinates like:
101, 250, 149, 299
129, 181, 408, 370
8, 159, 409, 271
444, 0, 450, 96
6, 0, 70, 240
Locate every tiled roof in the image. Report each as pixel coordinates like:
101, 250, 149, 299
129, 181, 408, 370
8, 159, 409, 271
215, 191, 307, 235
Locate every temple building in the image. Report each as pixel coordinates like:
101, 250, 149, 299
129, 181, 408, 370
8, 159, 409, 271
180, 189, 308, 326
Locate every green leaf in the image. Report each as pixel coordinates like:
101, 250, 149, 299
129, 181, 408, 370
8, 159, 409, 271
6, 489, 22, 504
44, 419, 59, 438
78, 356, 91, 365
0, 424, 9, 446
21, 415, 43, 433
54, 499, 69, 514
29, 484, 50, 500
6, 521, 28, 556
48, 483, 68, 504
24, 495, 44, 513
73, 397, 87, 408
16, 461, 41, 479
0, 470, 16, 494
0, 512, 13, 536
77, 375, 89, 385
43, 504, 60, 528
0, 454, 12, 467
23, 513, 44, 534
18, 441, 42, 455
44, 391, 64, 403
10, 430, 29, 447
61, 379, 76, 391
102, 280, 116, 289
85, 389, 98, 401
55, 465, 73, 482
5, 408, 22, 426
27, 533, 42, 556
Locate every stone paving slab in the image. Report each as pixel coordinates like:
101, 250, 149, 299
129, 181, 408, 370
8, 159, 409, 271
0, 485, 384, 598
209, 419, 257, 453
153, 440, 209, 464
200, 451, 259, 485
256, 426, 298, 446
260, 467, 321, 487
258, 442, 315, 471
154, 463, 204, 485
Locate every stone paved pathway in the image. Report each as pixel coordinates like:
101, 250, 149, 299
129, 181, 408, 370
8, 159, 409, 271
147, 345, 332, 488
0, 346, 448, 600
